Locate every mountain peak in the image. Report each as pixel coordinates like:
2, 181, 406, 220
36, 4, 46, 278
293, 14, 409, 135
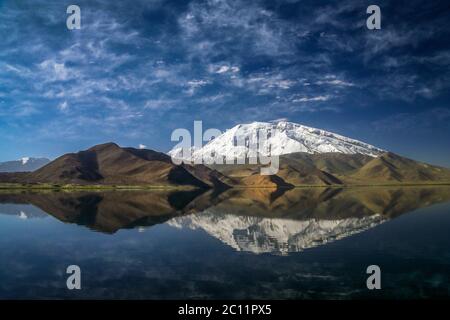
170, 121, 385, 162
88, 142, 121, 152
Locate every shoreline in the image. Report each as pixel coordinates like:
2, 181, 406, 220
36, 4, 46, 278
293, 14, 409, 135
1, 182, 450, 191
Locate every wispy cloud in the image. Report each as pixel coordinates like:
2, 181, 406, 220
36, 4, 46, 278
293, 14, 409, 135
0, 0, 449, 158
292, 95, 331, 102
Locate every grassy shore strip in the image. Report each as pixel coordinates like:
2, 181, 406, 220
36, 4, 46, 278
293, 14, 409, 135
0, 183, 200, 191
289, 182, 450, 188
1, 182, 450, 191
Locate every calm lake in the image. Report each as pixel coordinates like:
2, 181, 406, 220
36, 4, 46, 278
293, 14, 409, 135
0, 186, 449, 299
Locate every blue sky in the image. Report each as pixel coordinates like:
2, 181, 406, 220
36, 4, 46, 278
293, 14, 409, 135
0, 0, 449, 166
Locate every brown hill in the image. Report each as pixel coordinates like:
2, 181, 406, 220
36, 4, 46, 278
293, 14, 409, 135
211, 152, 450, 186
211, 155, 343, 186
348, 152, 450, 183
239, 174, 294, 188
11, 143, 229, 188
277, 155, 343, 185
284, 152, 372, 175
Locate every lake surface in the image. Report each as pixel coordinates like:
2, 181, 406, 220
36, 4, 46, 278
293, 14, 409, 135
0, 186, 449, 299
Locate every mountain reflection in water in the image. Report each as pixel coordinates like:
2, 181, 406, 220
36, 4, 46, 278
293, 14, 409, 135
1, 186, 449, 255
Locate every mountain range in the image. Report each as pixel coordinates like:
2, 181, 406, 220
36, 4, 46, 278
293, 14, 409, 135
0, 121, 449, 187
212, 151, 450, 186
0, 157, 50, 173
0, 142, 229, 188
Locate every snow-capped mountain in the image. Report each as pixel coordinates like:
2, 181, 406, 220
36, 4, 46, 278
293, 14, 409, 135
169, 121, 385, 162
168, 212, 385, 255
0, 157, 50, 173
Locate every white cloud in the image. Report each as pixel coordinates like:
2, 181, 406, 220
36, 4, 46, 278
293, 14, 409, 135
187, 79, 209, 87
38, 59, 71, 81
293, 95, 330, 102
138, 144, 147, 149
144, 99, 177, 110
178, 0, 300, 60
213, 65, 240, 74
1, 63, 34, 83
243, 73, 297, 94
216, 66, 230, 74
270, 79, 295, 89
58, 101, 68, 111
186, 79, 210, 95
315, 78, 354, 87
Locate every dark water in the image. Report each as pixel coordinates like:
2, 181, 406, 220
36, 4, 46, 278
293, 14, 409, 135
0, 186, 449, 299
